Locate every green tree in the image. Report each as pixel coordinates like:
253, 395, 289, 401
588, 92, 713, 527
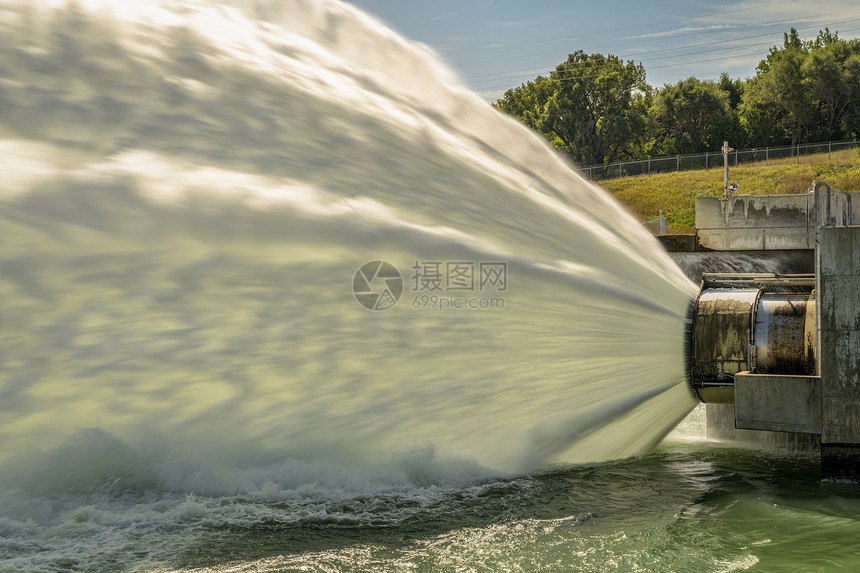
649, 77, 731, 155
745, 29, 813, 146
496, 29, 860, 164
495, 51, 650, 166
494, 75, 558, 133
802, 35, 860, 140
542, 51, 649, 165
718, 73, 745, 110
741, 28, 860, 145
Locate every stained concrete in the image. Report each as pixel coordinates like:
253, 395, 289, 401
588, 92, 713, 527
656, 234, 703, 252
695, 193, 860, 251
818, 225, 860, 480
705, 403, 820, 450
734, 373, 821, 434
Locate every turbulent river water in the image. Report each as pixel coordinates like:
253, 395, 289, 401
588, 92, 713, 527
1, 1, 857, 572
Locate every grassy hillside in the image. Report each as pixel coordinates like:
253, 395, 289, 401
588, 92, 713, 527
600, 149, 860, 234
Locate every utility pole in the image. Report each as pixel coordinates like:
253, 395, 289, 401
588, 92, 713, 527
722, 141, 738, 198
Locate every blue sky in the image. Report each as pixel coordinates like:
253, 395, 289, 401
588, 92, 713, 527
348, 0, 860, 101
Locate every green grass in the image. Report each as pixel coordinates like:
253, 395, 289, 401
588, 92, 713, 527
600, 148, 860, 234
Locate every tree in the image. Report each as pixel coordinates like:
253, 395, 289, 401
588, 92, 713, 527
495, 51, 650, 166
740, 28, 860, 145
495, 29, 860, 164
710, 74, 749, 148
802, 36, 860, 140
718, 73, 745, 110
649, 77, 731, 155
843, 46, 860, 138
541, 51, 649, 165
751, 29, 813, 146
494, 75, 557, 133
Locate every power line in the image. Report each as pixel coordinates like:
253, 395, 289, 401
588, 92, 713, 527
439, 0, 803, 57
463, 21, 860, 91
612, 20, 860, 68
468, 29, 860, 93
455, 8, 860, 69
461, 16, 860, 84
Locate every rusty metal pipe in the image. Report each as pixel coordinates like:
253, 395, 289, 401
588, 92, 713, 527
686, 274, 816, 403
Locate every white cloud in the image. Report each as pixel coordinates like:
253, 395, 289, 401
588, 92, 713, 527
624, 24, 738, 41
697, 0, 860, 28
431, 11, 458, 23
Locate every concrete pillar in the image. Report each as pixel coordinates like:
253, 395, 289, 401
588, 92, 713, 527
819, 225, 860, 481
707, 403, 819, 450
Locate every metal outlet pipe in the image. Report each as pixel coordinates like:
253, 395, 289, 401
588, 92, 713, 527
686, 274, 816, 403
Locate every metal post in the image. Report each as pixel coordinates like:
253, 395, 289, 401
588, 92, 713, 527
829, 141, 832, 160
813, 182, 824, 376
837, 191, 844, 226
721, 141, 733, 198
766, 147, 769, 165
648, 157, 651, 175
676, 155, 680, 171
705, 151, 708, 169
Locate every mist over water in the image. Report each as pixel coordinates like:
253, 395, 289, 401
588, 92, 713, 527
0, 0, 700, 569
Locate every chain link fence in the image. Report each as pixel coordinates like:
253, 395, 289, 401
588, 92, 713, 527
582, 140, 860, 181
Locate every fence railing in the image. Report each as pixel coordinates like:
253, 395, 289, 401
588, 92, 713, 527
643, 211, 667, 235
581, 140, 860, 181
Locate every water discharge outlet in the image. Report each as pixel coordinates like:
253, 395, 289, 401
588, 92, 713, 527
686, 273, 816, 403
680, 184, 860, 481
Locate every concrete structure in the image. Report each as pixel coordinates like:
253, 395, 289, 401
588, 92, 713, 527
705, 402, 820, 449
819, 225, 860, 480
734, 373, 821, 434
694, 192, 860, 251
684, 185, 860, 482
656, 234, 706, 252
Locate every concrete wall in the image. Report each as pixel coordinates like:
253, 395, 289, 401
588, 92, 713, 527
695, 193, 860, 251
819, 225, 860, 480
734, 373, 821, 434
656, 234, 702, 252
705, 403, 820, 450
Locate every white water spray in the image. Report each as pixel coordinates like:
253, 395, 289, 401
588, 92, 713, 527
0, 0, 697, 489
